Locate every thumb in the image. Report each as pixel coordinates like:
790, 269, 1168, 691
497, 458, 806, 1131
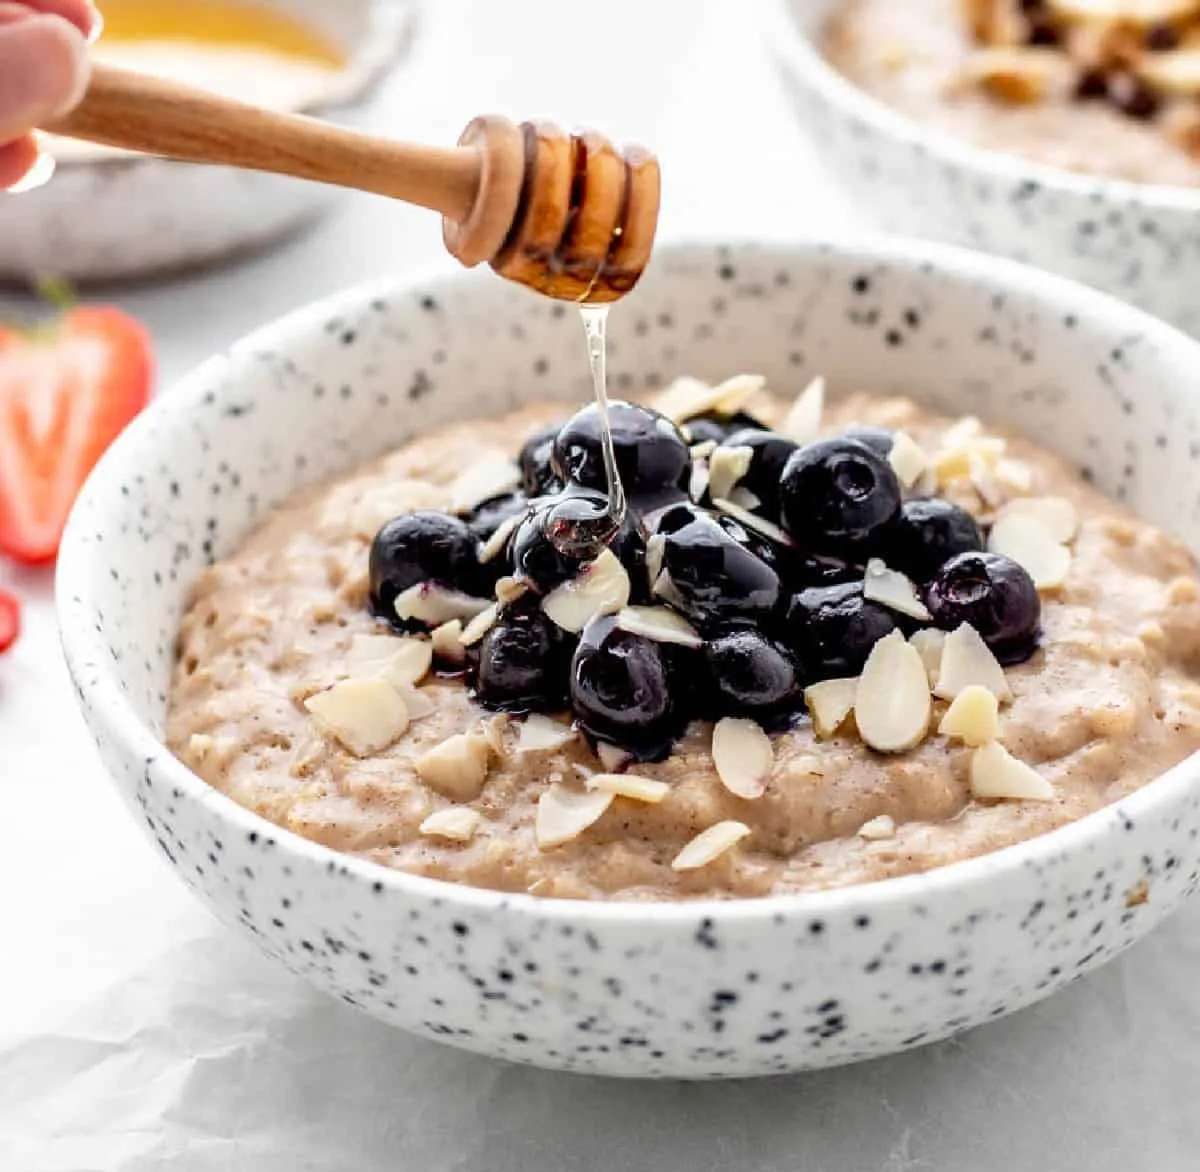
0, 14, 90, 141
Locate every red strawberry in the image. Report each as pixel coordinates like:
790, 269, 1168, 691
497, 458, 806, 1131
0, 304, 153, 564
0, 591, 19, 653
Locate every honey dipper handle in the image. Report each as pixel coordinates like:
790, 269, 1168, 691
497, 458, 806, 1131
44, 62, 483, 223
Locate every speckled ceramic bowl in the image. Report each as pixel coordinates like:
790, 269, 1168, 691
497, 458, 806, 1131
58, 239, 1200, 1078
769, 0, 1200, 337
0, 0, 413, 284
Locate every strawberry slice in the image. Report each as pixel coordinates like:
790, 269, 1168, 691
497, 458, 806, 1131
0, 591, 19, 653
0, 305, 153, 564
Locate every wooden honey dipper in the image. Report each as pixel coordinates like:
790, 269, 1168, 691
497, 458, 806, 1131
43, 63, 661, 304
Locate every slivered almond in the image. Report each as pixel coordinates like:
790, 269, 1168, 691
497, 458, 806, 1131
729, 486, 762, 511
858, 814, 897, 840
689, 460, 710, 501
993, 496, 1079, 543
394, 584, 493, 626
415, 731, 492, 800
430, 619, 466, 664
712, 373, 768, 415
672, 821, 752, 871
586, 773, 671, 803
863, 559, 932, 621
690, 439, 718, 461
938, 684, 1000, 745
616, 605, 703, 648
711, 717, 772, 799
495, 575, 529, 605
596, 741, 633, 772
653, 374, 763, 423
479, 512, 524, 564
804, 677, 858, 738
305, 678, 409, 757
970, 741, 1054, 801
535, 784, 614, 849
646, 533, 666, 584
710, 496, 793, 545
480, 713, 511, 756
460, 603, 499, 647
419, 807, 482, 842
935, 623, 1012, 702
910, 628, 946, 687
450, 457, 521, 514
854, 631, 931, 753
708, 445, 753, 501
542, 549, 631, 633
989, 513, 1072, 589
187, 733, 214, 761
780, 376, 825, 443
888, 430, 928, 488
516, 713, 577, 754
347, 635, 433, 689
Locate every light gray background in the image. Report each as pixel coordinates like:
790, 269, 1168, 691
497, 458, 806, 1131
3, 2, 1198, 1168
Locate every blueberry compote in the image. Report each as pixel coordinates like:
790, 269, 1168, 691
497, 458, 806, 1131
367, 379, 1045, 756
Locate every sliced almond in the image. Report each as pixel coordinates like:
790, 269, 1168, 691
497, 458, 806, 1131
419, 807, 482, 842
305, 678, 410, 757
989, 513, 1072, 590
993, 496, 1079, 544
430, 619, 466, 664
887, 430, 928, 489
480, 713, 511, 756
935, 623, 1012, 703
712, 373, 768, 414
780, 376, 825, 444
187, 732, 214, 761
729, 486, 762, 511
346, 633, 409, 672
586, 773, 671, 803
479, 512, 524, 564
400, 687, 437, 721
415, 731, 492, 800
711, 717, 773, 800
596, 741, 633, 772
516, 713, 577, 754
804, 677, 858, 738
970, 741, 1054, 802
1047, 0, 1200, 24
394, 584, 493, 627
993, 458, 1034, 495
615, 605, 703, 648
460, 603, 499, 647
645, 533, 666, 584
938, 684, 1001, 746
710, 496, 793, 545
450, 457, 522, 514
854, 630, 932, 754
858, 814, 897, 841
542, 549, 631, 633
653, 374, 763, 423
707, 444, 753, 501
535, 784, 614, 849
671, 821, 752, 871
910, 628, 947, 687
689, 460, 710, 501
495, 575, 529, 605
863, 559, 932, 621
690, 439, 718, 461
347, 634, 434, 689
963, 46, 1075, 104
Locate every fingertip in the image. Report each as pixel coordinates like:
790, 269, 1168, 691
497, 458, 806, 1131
0, 135, 41, 190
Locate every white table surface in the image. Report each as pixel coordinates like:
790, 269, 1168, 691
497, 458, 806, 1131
3, 3, 1200, 1168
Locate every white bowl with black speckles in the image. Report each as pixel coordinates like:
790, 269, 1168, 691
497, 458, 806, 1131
58, 239, 1200, 1079
0, 0, 413, 285
768, 0, 1200, 338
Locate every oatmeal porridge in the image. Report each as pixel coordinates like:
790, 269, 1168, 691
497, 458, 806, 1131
166, 377, 1200, 901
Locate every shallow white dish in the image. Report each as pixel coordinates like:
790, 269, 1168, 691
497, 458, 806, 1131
58, 239, 1200, 1078
0, 0, 413, 284
768, 0, 1200, 337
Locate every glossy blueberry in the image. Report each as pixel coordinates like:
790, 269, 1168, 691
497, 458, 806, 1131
474, 595, 572, 712
718, 428, 799, 515
841, 425, 894, 458
570, 615, 690, 760
703, 630, 800, 721
877, 498, 986, 583
714, 511, 856, 592
652, 505, 781, 629
925, 552, 1041, 663
783, 581, 899, 679
510, 497, 595, 592
553, 401, 690, 498
369, 511, 480, 618
684, 410, 769, 447
780, 437, 902, 557
518, 423, 564, 496
609, 509, 651, 603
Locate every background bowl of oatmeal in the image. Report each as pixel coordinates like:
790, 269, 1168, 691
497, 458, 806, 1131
767, 0, 1200, 337
58, 238, 1200, 1078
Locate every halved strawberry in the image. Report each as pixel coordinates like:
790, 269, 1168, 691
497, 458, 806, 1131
0, 305, 153, 564
0, 591, 19, 653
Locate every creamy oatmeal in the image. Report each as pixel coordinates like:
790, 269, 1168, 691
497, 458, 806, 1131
823, 0, 1200, 186
165, 379, 1200, 901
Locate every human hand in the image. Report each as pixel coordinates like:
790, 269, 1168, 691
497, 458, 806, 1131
0, 1, 97, 189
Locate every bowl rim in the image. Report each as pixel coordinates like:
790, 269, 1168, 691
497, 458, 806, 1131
58, 234, 1200, 927
54, 0, 416, 170
764, 0, 1200, 214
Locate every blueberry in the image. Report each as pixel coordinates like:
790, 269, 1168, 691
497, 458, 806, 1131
841, 425, 894, 458
369, 511, 481, 618
925, 552, 1040, 663
474, 595, 572, 712
510, 497, 595, 592
519, 423, 564, 496
714, 511, 856, 592
652, 505, 781, 629
553, 401, 690, 499
780, 437, 902, 557
570, 616, 690, 759
703, 630, 800, 721
684, 410, 769, 446
717, 428, 798, 516
877, 498, 985, 583
609, 509, 651, 603
782, 581, 898, 679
